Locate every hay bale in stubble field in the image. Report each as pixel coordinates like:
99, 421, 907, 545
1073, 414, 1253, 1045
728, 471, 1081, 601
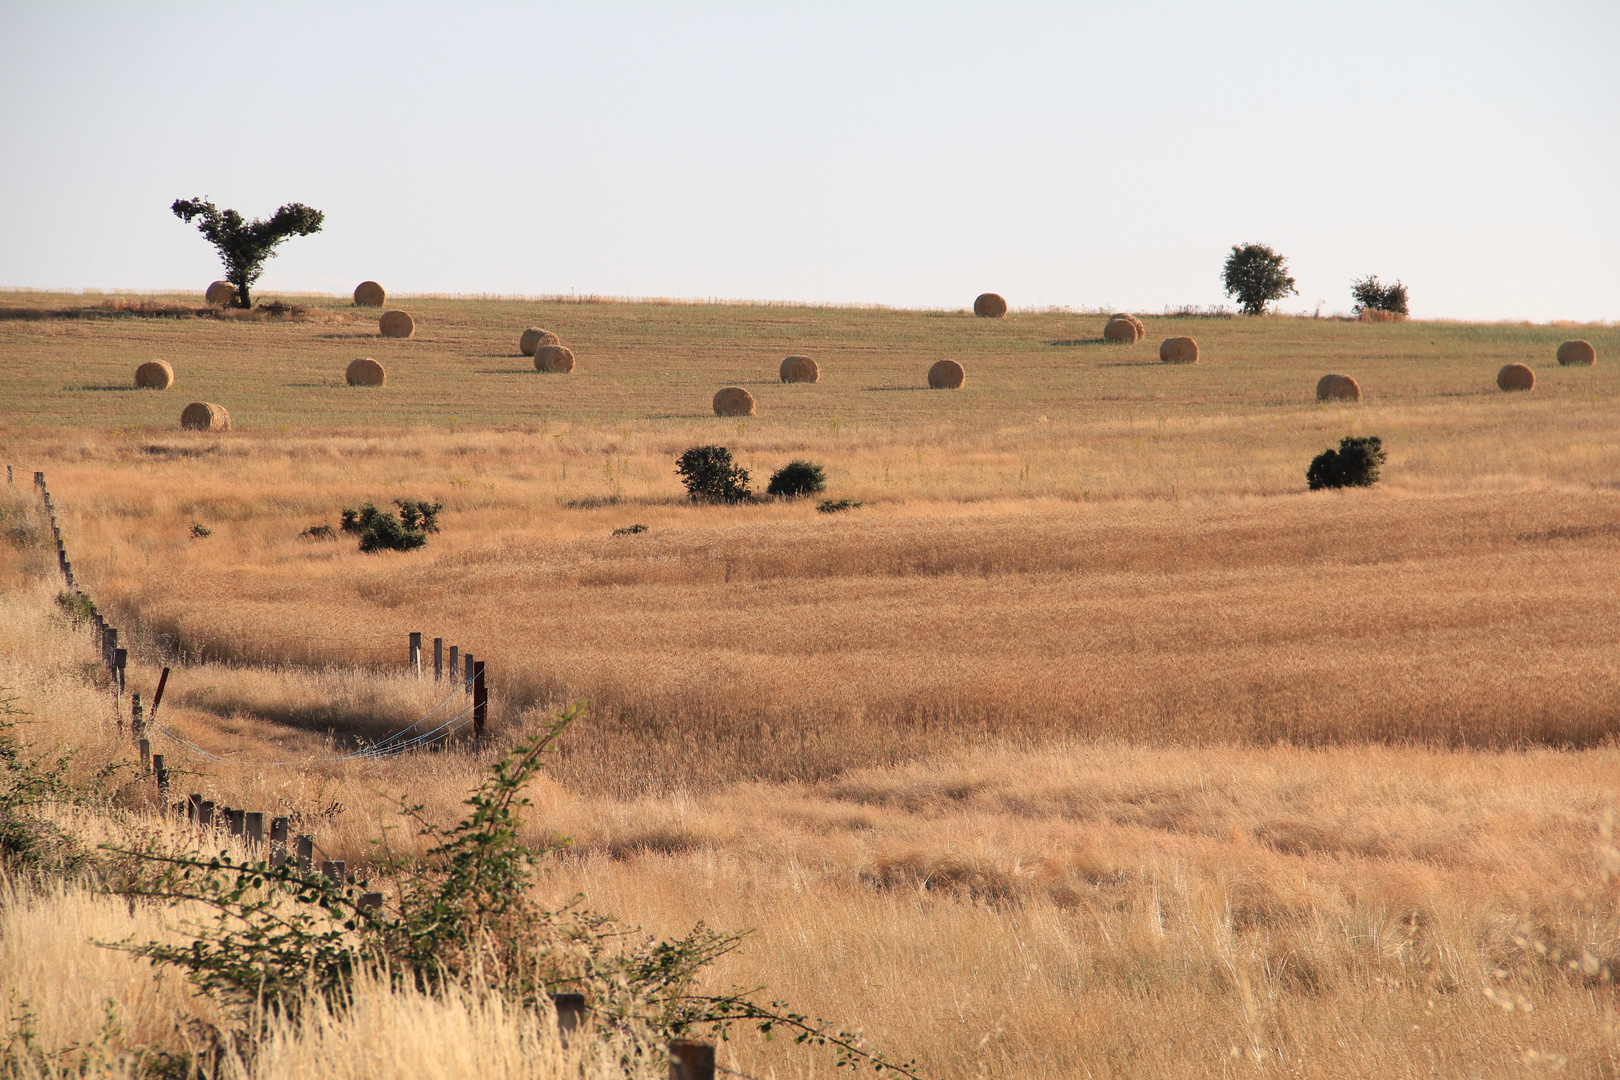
713, 386, 755, 416
520, 328, 560, 356
134, 360, 175, 389
533, 345, 575, 373
1103, 317, 1138, 343
927, 360, 966, 389
1497, 363, 1535, 391
1315, 373, 1361, 402
973, 293, 1007, 318
204, 281, 235, 307
1557, 340, 1596, 366
379, 310, 414, 338
1159, 337, 1199, 364
346, 358, 387, 386
180, 402, 231, 431
354, 281, 386, 307
779, 355, 819, 383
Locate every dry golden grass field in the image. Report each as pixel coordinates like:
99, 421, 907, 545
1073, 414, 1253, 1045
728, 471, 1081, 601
4, 289, 1620, 1078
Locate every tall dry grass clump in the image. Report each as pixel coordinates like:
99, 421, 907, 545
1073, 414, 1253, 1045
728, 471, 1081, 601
345, 358, 387, 387
379, 310, 415, 338
520, 328, 560, 356
1314, 373, 1361, 402
353, 281, 387, 307
712, 386, 755, 416
779, 355, 819, 383
1558, 340, 1597, 366
179, 401, 230, 431
1498, 362, 1535, 391
134, 360, 175, 389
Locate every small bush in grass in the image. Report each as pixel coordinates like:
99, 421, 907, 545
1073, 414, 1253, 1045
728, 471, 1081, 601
1307, 436, 1386, 490
613, 523, 648, 536
1350, 275, 1409, 316
300, 523, 336, 541
676, 446, 752, 503
340, 498, 443, 553
766, 460, 826, 499
189, 521, 212, 538
818, 498, 863, 514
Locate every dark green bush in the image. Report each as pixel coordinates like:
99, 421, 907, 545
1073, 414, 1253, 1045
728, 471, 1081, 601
1307, 436, 1386, 490
613, 524, 649, 536
1350, 275, 1409, 316
300, 523, 336, 541
340, 499, 443, 553
676, 446, 752, 503
189, 522, 212, 539
817, 499, 862, 514
766, 460, 826, 499
1222, 242, 1298, 315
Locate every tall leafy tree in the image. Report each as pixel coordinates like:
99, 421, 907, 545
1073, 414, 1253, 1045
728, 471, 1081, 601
170, 198, 324, 308
1221, 242, 1297, 316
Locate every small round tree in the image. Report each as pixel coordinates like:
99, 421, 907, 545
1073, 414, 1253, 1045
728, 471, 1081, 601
766, 460, 827, 499
676, 446, 753, 503
1350, 275, 1409, 316
1221, 242, 1297, 315
171, 197, 325, 309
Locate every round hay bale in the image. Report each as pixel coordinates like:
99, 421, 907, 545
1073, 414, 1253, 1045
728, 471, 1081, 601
1110, 313, 1145, 340
1315, 373, 1362, 403
713, 386, 756, 416
1159, 336, 1200, 364
346, 358, 387, 387
973, 293, 1008, 318
1557, 339, 1596, 367
134, 360, 175, 390
533, 345, 575, 373
779, 355, 819, 383
1497, 363, 1535, 392
353, 281, 386, 307
180, 402, 231, 432
204, 281, 236, 307
519, 327, 560, 356
927, 359, 966, 389
379, 310, 414, 338
1103, 317, 1138, 343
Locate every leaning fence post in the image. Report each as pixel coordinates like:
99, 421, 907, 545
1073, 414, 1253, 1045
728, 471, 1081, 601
270, 817, 289, 868
668, 1040, 715, 1080
433, 637, 443, 682
409, 632, 422, 677
473, 662, 487, 736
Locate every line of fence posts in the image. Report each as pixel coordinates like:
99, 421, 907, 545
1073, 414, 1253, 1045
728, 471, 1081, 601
404, 633, 486, 740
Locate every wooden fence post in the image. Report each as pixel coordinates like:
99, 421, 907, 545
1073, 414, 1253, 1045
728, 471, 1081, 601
668, 1040, 715, 1080
153, 755, 167, 798
114, 648, 127, 692
198, 801, 214, 828
188, 793, 202, 823
245, 812, 263, 846
270, 817, 289, 868
357, 892, 383, 913
139, 738, 150, 771
463, 653, 474, 694
295, 835, 313, 874
321, 860, 346, 887
448, 646, 459, 684
227, 809, 244, 837
409, 632, 422, 676
150, 667, 170, 722
131, 693, 144, 742
433, 638, 443, 682
473, 662, 487, 736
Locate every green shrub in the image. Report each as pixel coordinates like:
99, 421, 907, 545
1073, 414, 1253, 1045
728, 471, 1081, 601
1350, 275, 1409, 316
1307, 435, 1386, 490
189, 522, 212, 538
1222, 242, 1298, 316
817, 499, 862, 514
613, 524, 649, 536
340, 499, 443, 553
300, 523, 336, 541
676, 446, 752, 503
766, 460, 826, 499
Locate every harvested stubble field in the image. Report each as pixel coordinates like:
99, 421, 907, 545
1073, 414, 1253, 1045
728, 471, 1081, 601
4, 291, 1620, 1077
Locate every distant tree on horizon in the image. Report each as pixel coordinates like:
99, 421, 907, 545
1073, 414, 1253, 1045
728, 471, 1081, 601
170, 198, 324, 308
1222, 242, 1298, 316
1351, 274, 1410, 316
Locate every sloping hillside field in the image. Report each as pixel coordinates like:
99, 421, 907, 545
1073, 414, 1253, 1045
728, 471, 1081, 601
4, 291, 1620, 1077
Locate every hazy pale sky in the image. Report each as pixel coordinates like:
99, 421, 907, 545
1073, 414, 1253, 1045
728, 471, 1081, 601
2, 2, 1615, 320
